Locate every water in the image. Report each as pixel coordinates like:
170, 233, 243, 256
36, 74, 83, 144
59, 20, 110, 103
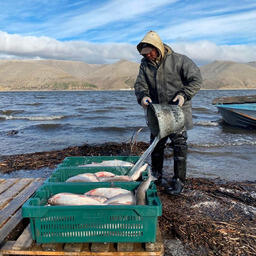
0, 90, 256, 181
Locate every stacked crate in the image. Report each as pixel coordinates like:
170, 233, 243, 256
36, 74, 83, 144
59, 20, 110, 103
22, 156, 162, 244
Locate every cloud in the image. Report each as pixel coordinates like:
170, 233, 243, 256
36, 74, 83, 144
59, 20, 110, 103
0, 31, 255, 65
171, 41, 256, 65
0, 31, 138, 64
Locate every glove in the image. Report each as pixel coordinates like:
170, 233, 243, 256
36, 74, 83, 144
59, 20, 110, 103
141, 96, 152, 108
172, 94, 185, 107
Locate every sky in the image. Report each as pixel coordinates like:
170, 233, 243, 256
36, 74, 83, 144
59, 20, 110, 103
0, 0, 256, 65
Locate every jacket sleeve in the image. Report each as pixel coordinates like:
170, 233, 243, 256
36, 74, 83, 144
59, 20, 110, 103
134, 64, 150, 105
179, 55, 202, 101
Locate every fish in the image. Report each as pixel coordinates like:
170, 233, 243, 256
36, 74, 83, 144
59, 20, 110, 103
87, 195, 108, 203
85, 187, 132, 199
105, 193, 136, 205
98, 175, 132, 182
48, 193, 104, 205
135, 168, 157, 205
129, 163, 148, 181
94, 171, 115, 178
66, 173, 99, 182
78, 160, 134, 167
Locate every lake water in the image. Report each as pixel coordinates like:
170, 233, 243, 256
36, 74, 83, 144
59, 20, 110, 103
0, 90, 256, 181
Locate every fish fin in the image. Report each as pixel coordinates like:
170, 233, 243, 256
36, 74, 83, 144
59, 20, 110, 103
148, 167, 157, 181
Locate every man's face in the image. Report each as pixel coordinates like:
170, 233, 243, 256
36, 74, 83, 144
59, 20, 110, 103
143, 48, 158, 61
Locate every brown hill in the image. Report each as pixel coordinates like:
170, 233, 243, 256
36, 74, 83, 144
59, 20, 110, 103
0, 60, 98, 90
0, 59, 256, 91
200, 61, 256, 89
85, 59, 140, 90
0, 59, 139, 91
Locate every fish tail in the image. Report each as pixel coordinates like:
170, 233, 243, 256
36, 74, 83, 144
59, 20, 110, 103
148, 167, 157, 181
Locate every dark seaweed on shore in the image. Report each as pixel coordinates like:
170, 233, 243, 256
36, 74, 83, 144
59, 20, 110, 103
0, 142, 149, 173
0, 142, 255, 255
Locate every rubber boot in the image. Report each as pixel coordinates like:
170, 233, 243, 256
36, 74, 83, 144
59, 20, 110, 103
151, 151, 164, 186
165, 132, 187, 195
150, 135, 167, 186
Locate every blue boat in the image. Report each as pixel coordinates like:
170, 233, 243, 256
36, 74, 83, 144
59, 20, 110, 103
213, 95, 256, 128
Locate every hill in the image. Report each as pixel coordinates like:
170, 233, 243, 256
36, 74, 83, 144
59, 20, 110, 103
0, 59, 255, 91
200, 61, 256, 89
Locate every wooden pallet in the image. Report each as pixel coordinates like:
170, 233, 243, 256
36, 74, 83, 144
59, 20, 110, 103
0, 178, 164, 256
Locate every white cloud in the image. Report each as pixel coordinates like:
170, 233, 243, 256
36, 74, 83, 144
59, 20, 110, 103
0, 31, 138, 64
171, 41, 256, 65
0, 31, 255, 65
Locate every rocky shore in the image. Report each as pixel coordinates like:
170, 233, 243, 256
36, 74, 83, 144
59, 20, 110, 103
0, 142, 255, 256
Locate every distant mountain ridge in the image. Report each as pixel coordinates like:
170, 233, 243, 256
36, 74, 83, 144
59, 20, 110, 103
0, 59, 255, 91
200, 61, 256, 89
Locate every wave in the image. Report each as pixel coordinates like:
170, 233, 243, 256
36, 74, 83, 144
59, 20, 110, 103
4, 115, 65, 121
194, 121, 219, 127
0, 110, 24, 115
31, 123, 65, 131
83, 116, 114, 120
189, 140, 256, 148
192, 107, 212, 113
91, 126, 147, 133
18, 102, 42, 106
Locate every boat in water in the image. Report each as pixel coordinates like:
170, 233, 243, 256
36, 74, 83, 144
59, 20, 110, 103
213, 95, 256, 128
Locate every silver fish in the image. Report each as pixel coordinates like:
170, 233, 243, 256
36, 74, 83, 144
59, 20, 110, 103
94, 171, 115, 178
48, 193, 104, 205
135, 168, 157, 205
98, 175, 132, 182
105, 193, 135, 205
78, 160, 134, 167
130, 163, 148, 181
66, 173, 99, 182
85, 187, 131, 199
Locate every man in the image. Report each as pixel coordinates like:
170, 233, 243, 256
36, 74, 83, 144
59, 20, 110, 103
134, 31, 202, 195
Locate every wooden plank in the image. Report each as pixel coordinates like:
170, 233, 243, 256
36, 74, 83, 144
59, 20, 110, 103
0, 178, 44, 226
91, 242, 111, 252
0, 179, 19, 195
12, 224, 33, 250
64, 243, 85, 252
145, 228, 164, 252
0, 178, 32, 209
0, 208, 22, 244
0, 249, 163, 255
41, 243, 63, 252
117, 243, 134, 252
0, 241, 16, 250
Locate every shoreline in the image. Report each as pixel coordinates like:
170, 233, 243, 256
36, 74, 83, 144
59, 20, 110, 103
0, 142, 255, 255
1, 88, 256, 92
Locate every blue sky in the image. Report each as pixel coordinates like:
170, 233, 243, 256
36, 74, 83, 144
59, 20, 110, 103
0, 0, 256, 65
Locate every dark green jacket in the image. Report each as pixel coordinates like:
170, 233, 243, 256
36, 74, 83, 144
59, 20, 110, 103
134, 44, 202, 130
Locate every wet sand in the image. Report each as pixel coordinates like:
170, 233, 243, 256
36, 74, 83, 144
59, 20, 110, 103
0, 142, 255, 255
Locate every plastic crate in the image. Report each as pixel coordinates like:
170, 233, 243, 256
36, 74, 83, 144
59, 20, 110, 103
22, 182, 161, 243
45, 165, 148, 184
58, 156, 139, 168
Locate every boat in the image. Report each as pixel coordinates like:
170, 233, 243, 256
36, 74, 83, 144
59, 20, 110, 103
212, 95, 256, 128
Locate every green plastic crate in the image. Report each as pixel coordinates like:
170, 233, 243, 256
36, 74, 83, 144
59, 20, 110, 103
45, 165, 148, 184
58, 156, 139, 168
22, 183, 162, 243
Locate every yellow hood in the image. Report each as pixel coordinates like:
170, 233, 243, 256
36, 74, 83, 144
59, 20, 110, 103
137, 31, 166, 58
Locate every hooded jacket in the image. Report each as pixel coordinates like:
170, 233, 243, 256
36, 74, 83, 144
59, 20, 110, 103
134, 31, 202, 130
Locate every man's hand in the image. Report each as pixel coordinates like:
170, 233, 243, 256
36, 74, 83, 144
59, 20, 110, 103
172, 95, 185, 107
141, 96, 152, 108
